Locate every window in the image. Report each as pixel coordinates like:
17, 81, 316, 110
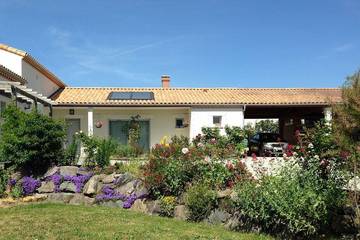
108, 92, 154, 100
213, 116, 222, 127
175, 118, 184, 128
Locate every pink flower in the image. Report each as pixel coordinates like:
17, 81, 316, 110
204, 156, 211, 163
226, 160, 234, 170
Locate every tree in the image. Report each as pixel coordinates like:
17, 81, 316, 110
0, 104, 66, 175
254, 119, 279, 133
332, 70, 360, 225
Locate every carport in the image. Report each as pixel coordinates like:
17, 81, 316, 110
244, 105, 332, 144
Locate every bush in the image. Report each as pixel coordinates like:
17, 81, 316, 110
61, 139, 80, 166
159, 196, 177, 217
115, 145, 140, 158
77, 133, 118, 168
0, 105, 66, 175
234, 161, 346, 238
185, 183, 218, 222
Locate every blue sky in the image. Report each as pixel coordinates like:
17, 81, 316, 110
0, 0, 359, 88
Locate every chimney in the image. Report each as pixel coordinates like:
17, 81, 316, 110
161, 75, 170, 88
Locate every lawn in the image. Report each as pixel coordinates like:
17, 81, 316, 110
0, 203, 272, 240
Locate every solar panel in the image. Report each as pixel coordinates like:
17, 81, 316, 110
108, 92, 154, 100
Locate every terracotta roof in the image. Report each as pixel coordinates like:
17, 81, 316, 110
53, 87, 342, 106
0, 64, 28, 85
0, 44, 66, 88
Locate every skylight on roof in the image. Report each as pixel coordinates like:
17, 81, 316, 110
108, 92, 154, 100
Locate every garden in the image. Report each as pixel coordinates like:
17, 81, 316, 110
0, 71, 359, 239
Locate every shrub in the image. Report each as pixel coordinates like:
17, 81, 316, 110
0, 105, 66, 175
160, 196, 177, 217
77, 133, 118, 168
234, 161, 346, 238
114, 161, 143, 177
61, 139, 80, 166
115, 145, 140, 158
10, 184, 23, 198
185, 182, 218, 222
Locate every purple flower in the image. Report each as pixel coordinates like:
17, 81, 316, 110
48, 174, 63, 192
8, 179, 17, 187
22, 177, 41, 195
63, 173, 93, 193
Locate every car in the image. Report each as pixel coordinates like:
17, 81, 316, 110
248, 133, 288, 157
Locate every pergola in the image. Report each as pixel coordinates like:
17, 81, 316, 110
0, 80, 56, 116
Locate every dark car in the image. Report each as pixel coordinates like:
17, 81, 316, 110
248, 133, 288, 157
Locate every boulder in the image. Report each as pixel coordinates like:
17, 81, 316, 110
83, 175, 104, 196
133, 182, 149, 197
174, 205, 189, 221
22, 194, 48, 203
217, 189, 233, 198
102, 173, 116, 184
37, 181, 55, 193
130, 199, 161, 215
47, 193, 75, 203
115, 180, 139, 195
43, 166, 59, 179
331, 207, 358, 234
99, 200, 123, 208
207, 209, 231, 225
224, 216, 241, 231
59, 166, 79, 177
60, 182, 76, 193
10, 171, 23, 181
113, 173, 134, 186
69, 193, 95, 206
77, 167, 92, 176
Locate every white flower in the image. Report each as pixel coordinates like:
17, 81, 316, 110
292, 152, 298, 157
204, 156, 211, 163
308, 143, 314, 149
197, 142, 204, 148
283, 153, 287, 158
314, 155, 320, 160
79, 130, 83, 134
181, 148, 189, 154
75, 132, 79, 135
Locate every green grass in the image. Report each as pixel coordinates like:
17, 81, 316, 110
0, 203, 272, 240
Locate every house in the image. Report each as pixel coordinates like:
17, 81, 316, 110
0, 43, 342, 150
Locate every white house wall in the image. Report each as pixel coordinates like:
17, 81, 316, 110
21, 61, 60, 97
0, 49, 23, 76
190, 107, 245, 139
52, 108, 190, 147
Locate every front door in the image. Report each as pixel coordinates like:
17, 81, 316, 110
65, 119, 81, 146
109, 120, 150, 151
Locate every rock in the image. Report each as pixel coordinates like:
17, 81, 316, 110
22, 194, 47, 203
113, 173, 134, 186
83, 175, 103, 196
346, 176, 360, 192
224, 216, 241, 231
331, 207, 357, 234
99, 200, 123, 208
174, 205, 189, 220
102, 173, 116, 184
47, 193, 75, 203
115, 180, 139, 195
217, 189, 233, 198
77, 167, 91, 176
69, 193, 95, 206
133, 182, 149, 197
37, 181, 55, 193
10, 171, 23, 181
59, 166, 79, 177
130, 199, 161, 215
60, 182, 76, 193
43, 166, 59, 179
207, 209, 231, 225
